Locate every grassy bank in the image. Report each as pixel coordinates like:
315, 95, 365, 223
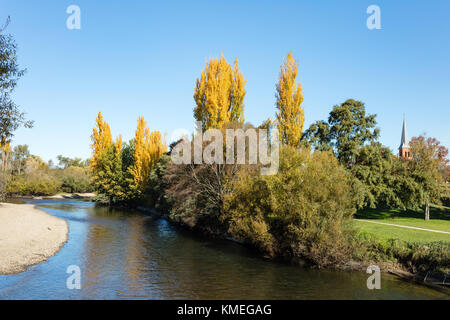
353, 206, 449, 279
354, 220, 449, 242
355, 205, 450, 242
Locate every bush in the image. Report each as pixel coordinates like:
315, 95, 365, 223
164, 160, 231, 233
223, 146, 357, 267
6, 166, 93, 196
7, 170, 61, 196
59, 166, 93, 193
164, 137, 242, 233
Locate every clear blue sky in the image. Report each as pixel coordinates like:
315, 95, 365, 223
2, 0, 449, 162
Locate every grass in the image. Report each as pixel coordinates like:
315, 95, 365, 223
354, 205, 450, 243
354, 220, 450, 242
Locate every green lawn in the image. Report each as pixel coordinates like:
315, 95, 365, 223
354, 220, 450, 242
354, 205, 450, 243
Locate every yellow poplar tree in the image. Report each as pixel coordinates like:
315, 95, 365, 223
114, 135, 123, 159
131, 116, 167, 194
90, 112, 113, 169
194, 53, 246, 130
131, 116, 148, 189
275, 52, 305, 147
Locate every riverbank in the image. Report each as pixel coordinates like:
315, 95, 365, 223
154, 208, 450, 290
11, 192, 96, 200
0, 203, 69, 275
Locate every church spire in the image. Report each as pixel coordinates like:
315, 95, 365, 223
399, 115, 411, 159
399, 115, 409, 149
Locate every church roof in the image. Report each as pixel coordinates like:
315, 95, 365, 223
399, 117, 410, 149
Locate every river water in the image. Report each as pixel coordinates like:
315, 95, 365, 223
0, 199, 448, 299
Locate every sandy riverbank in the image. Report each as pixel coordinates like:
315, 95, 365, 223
0, 203, 68, 275
28, 193, 96, 200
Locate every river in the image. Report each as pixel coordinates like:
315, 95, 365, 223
0, 199, 448, 299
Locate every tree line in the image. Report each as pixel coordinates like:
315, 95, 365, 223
1, 143, 93, 196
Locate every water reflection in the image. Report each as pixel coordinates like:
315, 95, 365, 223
0, 199, 448, 300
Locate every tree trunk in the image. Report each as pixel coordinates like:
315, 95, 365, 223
425, 202, 430, 221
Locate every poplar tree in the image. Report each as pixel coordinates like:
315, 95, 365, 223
275, 52, 304, 147
131, 116, 148, 190
90, 112, 112, 170
194, 53, 246, 130
92, 137, 126, 203
90, 112, 127, 203
130, 116, 166, 195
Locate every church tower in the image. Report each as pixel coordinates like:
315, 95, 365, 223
399, 116, 411, 160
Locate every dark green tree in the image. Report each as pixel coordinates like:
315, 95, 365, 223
301, 120, 332, 152
0, 33, 33, 147
91, 143, 127, 204
302, 99, 379, 168
351, 142, 416, 209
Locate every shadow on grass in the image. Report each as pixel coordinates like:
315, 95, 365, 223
355, 205, 450, 221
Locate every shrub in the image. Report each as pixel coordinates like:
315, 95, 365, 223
60, 166, 93, 193
164, 160, 232, 232
7, 170, 61, 196
223, 146, 357, 267
6, 166, 93, 196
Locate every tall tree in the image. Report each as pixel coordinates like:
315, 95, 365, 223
90, 113, 129, 203
275, 52, 304, 147
194, 53, 246, 130
0, 33, 33, 148
130, 116, 166, 196
11, 144, 30, 175
408, 136, 449, 220
302, 99, 379, 168
90, 112, 112, 170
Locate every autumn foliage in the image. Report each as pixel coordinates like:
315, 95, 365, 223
90, 112, 167, 203
131, 116, 167, 196
90, 112, 113, 170
194, 54, 246, 130
275, 52, 304, 147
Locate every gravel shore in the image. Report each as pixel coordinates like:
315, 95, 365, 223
0, 203, 68, 275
